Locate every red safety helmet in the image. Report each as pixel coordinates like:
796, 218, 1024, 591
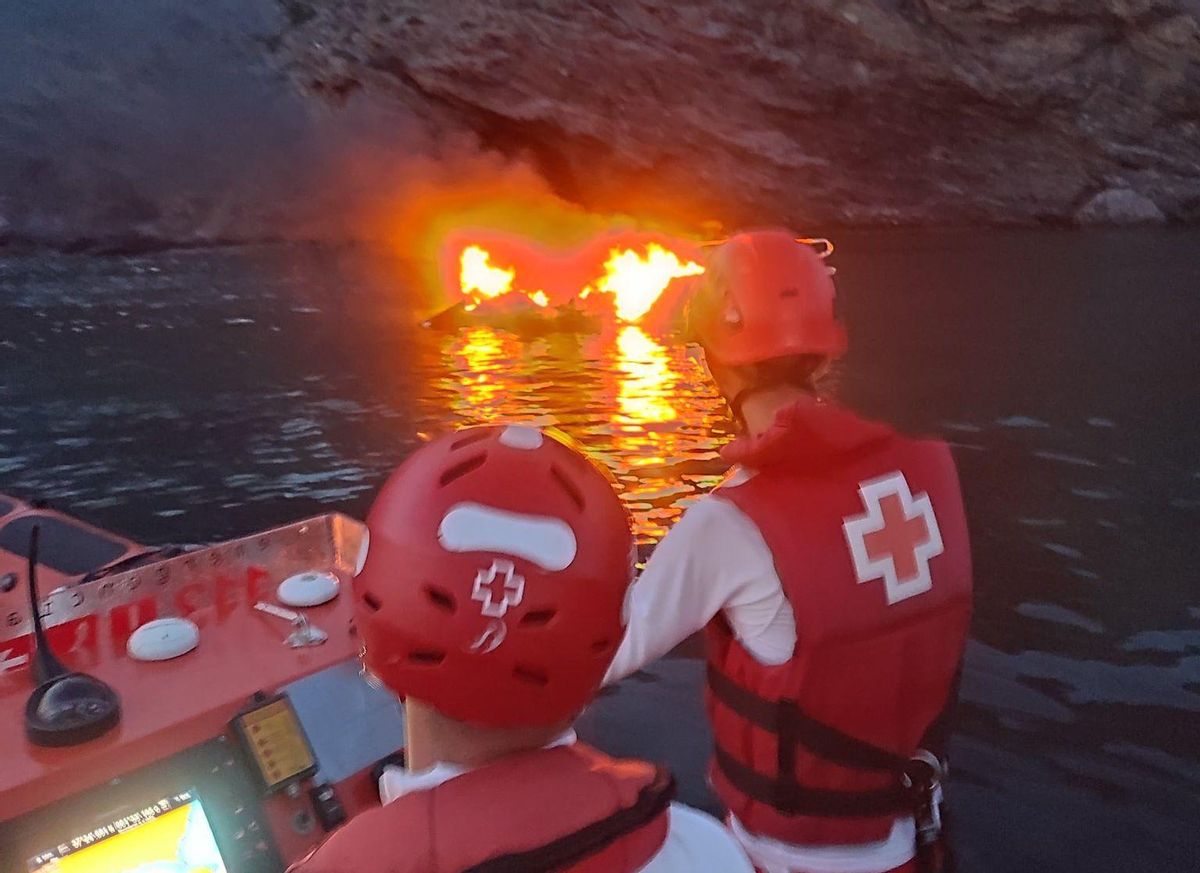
354, 424, 635, 728
688, 228, 847, 365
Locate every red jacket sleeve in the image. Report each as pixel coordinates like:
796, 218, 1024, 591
286, 795, 434, 873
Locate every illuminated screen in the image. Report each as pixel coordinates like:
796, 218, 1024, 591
233, 696, 316, 790
27, 790, 229, 873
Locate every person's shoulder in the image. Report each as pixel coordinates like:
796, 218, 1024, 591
287, 800, 430, 873
638, 802, 753, 872
683, 488, 771, 544
648, 489, 771, 572
646, 492, 752, 564
668, 487, 750, 531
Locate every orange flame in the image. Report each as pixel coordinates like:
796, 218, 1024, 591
457, 244, 551, 308
460, 245, 515, 302
587, 244, 705, 323
452, 235, 704, 323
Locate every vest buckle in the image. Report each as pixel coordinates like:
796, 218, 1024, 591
901, 749, 946, 845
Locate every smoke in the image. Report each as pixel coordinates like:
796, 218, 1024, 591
332, 139, 718, 314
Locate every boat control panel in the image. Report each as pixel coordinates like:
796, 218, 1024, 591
0, 500, 406, 872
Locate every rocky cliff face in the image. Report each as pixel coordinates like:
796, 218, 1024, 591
0, 1, 422, 251
3, 1, 1197, 250
275, 0, 1200, 228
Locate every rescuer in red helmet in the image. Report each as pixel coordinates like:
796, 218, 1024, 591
289, 424, 753, 873
605, 230, 973, 873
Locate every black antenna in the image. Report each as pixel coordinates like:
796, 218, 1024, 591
23, 523, 121, 746
27, 525, 69, 685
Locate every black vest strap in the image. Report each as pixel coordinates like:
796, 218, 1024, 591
465, 767, 675, 873
713, 747, 911, 817
708, 666, 908, 772
708, 665, 958, 820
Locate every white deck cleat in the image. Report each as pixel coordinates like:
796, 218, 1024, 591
278, 570, 340, 607
127, 618, 200, 662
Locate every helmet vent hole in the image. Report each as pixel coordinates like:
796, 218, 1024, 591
408, 650, 446, 666
549, 464, 585, 512
512, 665, 549, 687
362, 592, 382, 612
450, 430, 492, 450
424, 585, 456, 613
439, 453, 487, 486
520, 608, 557, 627
590, 638, 614, 655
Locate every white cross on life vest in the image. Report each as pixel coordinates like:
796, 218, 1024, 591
843, 472, 944, 605
471, 559, 526, 618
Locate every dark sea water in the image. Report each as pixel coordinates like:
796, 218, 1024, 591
1, 230, 1198, 872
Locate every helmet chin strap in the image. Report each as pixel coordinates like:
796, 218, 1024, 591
726, 385, 759, 431
703, 352, 747, 430
708, 352, 760, 431
708, 348, 816, 433
729, 386, 777, 434
724, 373, 820, 435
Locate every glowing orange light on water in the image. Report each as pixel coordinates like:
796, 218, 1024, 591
616, 325, 677, 423
421, 322, 731, 545
449, 326, 524, 418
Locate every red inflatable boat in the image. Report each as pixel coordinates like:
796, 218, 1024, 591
0, 494, 402, 871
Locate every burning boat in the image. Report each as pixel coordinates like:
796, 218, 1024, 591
422, 229, 706, 337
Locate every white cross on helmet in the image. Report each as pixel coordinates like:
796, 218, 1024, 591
471, 559, 526, 618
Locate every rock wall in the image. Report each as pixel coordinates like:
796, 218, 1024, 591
0, 1, 421, 251
2, 1, 1198, 250
275, 0, 1200, 227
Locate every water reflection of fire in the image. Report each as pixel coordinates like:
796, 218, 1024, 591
448, 327, 526, 421
424, 323, 730, 544
446, 231, 704, 324
427, 223, 724, 543
616, 326, 677, 425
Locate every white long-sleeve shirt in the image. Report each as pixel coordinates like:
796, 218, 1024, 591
605, 490, 917, 873
380, 731, 753, 873
606, 492, 797, 684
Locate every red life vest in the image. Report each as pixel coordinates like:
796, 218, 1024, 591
706, 399, 972, 847
288, 742, 674, 873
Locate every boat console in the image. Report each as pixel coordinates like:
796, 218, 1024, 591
0, 498, 406, 872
